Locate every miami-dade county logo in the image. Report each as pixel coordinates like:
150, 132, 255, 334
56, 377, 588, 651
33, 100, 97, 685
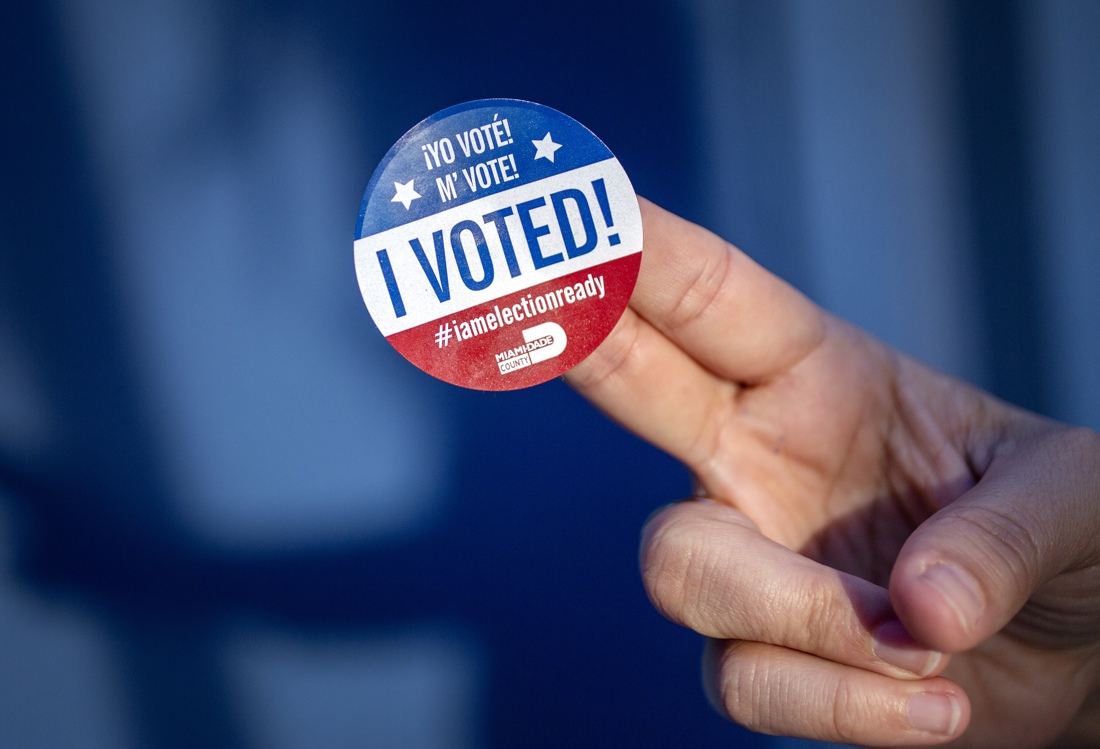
495, 322, 567, 375
354, 99, 641, 391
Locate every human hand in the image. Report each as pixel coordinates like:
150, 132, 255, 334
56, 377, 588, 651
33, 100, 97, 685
566, 198, 1100, 747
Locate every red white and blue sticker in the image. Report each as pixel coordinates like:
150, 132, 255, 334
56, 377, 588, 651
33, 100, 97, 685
354, 99, 642, 391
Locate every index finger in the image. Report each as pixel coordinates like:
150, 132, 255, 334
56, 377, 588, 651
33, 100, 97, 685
632, 198, 824, 384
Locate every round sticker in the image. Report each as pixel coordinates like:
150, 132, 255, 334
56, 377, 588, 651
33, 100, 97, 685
354, 99, 642, 390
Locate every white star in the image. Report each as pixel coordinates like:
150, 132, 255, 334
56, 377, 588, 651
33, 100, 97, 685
391, 179, 421, 210
532, 132, 562, 162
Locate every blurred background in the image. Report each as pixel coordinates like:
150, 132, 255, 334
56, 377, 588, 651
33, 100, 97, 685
1, 0, 1097, 747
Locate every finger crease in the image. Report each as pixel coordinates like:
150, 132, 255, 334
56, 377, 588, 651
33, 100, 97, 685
660, 239, 733, 333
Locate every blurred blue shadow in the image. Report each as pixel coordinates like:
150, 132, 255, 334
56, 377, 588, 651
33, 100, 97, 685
2, 1, 1098, 748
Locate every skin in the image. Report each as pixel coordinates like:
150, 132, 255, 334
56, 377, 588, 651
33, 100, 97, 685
565, 198, 1100, 747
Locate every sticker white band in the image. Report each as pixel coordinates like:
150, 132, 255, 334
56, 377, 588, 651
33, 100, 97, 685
355, 158, 640, 337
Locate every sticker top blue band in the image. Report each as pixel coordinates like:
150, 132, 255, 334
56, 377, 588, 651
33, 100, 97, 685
356, 99, 614, 239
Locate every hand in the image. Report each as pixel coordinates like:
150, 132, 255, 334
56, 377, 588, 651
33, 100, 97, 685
566, 198, 1100, 747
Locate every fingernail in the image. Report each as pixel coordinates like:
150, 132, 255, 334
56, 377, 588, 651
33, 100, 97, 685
919, 563, 983, 633
907, 693, 961, 736
871, 619, 942, 677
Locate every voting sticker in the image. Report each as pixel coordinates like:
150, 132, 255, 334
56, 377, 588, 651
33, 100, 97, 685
354, 99, 642, 390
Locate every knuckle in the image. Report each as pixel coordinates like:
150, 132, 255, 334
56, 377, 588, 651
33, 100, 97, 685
716, 642, 772, 733
640, 509, 709, 625
641, 506, 744, 634
792, 582, 838, 653
829, 674, 865, 742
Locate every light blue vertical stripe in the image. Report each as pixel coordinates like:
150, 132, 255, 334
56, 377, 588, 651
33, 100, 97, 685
1024, 0, 1100, 431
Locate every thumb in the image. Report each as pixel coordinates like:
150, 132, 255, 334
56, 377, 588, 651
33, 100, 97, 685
890, 422, 1100, 653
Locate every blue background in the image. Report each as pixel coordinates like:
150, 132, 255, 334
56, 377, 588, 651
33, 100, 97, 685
1, 2, 1098, 748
